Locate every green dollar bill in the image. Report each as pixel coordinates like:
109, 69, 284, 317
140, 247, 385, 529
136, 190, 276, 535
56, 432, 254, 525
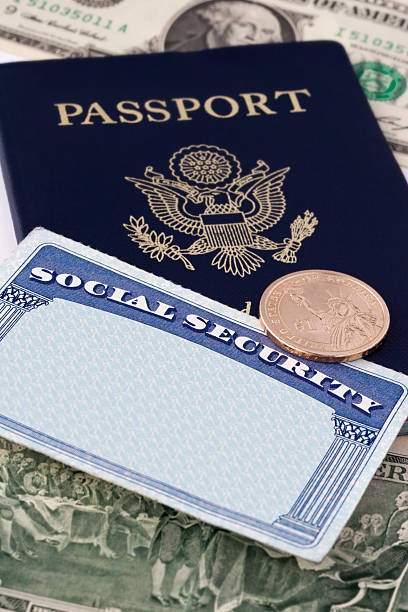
0, 436, 407, 611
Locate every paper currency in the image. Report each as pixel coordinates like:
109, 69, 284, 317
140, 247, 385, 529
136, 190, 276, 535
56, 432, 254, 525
400, 420, 408, 435
0, 0, 407, 166
1, 228, 408, 562
0, 435, 406, 611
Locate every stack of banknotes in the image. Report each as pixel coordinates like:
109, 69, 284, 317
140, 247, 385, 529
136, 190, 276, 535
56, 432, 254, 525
0, 2, 408, 611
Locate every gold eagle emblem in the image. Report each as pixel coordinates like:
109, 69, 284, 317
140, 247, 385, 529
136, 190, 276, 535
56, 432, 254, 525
123, 145, 318, 277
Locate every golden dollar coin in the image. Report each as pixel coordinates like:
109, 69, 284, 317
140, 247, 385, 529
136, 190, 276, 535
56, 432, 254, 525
259, 270, 390, 362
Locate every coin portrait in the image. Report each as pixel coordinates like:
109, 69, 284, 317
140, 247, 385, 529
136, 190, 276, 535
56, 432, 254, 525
259, 270, 390, 362
163, 0, 297, 53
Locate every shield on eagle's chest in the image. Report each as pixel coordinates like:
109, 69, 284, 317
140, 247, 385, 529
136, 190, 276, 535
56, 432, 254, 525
200, 212, 254, 248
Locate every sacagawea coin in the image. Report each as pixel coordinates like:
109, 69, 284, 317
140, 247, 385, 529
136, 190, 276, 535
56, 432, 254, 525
259, 270, 390, 362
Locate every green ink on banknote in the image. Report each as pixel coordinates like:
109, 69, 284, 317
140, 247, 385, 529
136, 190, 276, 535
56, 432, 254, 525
0, 438, 408, 610
353, 61, 407, 102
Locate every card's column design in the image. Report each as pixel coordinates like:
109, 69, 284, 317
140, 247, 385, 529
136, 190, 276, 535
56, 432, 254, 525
270, 415, 379, 546
0, 283, 50, 342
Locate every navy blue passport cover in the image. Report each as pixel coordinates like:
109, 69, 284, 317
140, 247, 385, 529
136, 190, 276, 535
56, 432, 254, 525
0, 41, 407, 372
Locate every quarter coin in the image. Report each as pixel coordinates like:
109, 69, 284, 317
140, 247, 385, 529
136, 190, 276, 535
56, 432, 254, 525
259, 270, 390, 362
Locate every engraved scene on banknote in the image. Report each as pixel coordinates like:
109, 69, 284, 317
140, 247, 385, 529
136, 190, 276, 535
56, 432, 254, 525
0, 438, 406, 611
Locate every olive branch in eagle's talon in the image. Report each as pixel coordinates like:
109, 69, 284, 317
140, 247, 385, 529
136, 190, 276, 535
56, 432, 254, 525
123, 216, 195, 271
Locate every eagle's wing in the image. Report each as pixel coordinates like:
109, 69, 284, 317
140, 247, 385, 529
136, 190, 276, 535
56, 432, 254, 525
126, 177, 202, 236
244, 167, 290, 233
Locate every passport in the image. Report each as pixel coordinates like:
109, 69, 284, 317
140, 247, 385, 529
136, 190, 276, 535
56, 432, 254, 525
0, 228, 407, 562
0, 42, 407, 374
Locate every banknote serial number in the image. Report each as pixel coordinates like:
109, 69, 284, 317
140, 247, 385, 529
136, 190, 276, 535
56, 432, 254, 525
336, 26, 408, 56
10, 0, 128, 33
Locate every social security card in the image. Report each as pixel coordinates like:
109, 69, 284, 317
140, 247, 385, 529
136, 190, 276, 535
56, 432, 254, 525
0, 229, 407, 562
